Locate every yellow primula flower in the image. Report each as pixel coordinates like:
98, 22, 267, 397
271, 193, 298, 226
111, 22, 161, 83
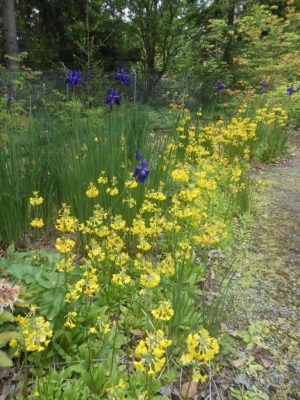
86, 183, 99, 198
64, 311, 78, 329
55, 203, 78, 233
133, 330, 172, 376
112, 270, 131, 286
30, 218, 44, 229
29, 191, 43, 206
9, 338, 18, 348
151, 300, 174, 321
106, 187, 119, 196
140, 270, 160, 288
171, 169, 189, 183
55, 237, 75, 254
125, 180, 138, 189
16, 314, 53, 353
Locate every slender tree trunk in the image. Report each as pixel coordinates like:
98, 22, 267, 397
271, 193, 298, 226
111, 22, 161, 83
224, 0, 235, 65
2, 0, 18, 69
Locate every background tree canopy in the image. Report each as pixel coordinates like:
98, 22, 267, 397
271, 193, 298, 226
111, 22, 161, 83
1, 0, 300, 93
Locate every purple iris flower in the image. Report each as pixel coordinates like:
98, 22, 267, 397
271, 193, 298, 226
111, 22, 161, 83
65, 71, 83, 86
216, 81, 225, 91
136, 150, 142, 161
106, 90, 121, 106
133, 151, 151, 184
7, 94, 13, 106
257, 88, 264, 95
287, 85, 295, 95
114, 67, 130, 86
260, 80, 267, 87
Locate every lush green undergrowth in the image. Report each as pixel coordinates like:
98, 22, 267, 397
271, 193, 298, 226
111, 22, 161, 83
0, 89, 298, 399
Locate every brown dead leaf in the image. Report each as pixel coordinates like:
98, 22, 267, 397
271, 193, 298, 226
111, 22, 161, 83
275, 269, 289, 277
253, 346, 274, 369
130, 329, 146, 337
232, 356, 247, 368
261, 358, 273, 369
181, 381, 198, 399
228, 329, 238, 337
221, 323, 229, 333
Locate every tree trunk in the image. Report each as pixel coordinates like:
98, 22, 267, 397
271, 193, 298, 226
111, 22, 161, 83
2, 0, 18, 69
224, 0, 235, 65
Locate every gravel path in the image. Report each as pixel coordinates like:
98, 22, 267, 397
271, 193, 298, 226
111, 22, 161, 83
213, 130, 300, 399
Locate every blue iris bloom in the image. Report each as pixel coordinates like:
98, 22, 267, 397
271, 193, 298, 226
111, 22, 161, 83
260, 80, 267, 87
257, 88, 264, 95
106, 90, 121, 106
216, 81, 225, 91
134, 151, 151, 184
66, 71, 83, 86
135, 150, 142, 161
114, 67, 130, 86
7, 93, 13, 106
287, 85, 295, 95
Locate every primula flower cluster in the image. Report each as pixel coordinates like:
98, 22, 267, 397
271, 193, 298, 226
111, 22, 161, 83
30, 218, 44, 229
29, 191, 43, 206
55, 237, 76, 254
55, 204, 78, 233
15, 313, 53, 352
255, 107, 288, 127
29, 191, 44, 229
133, 330, 172, 376
65, 263, 100, 302
171, 168, 189, 183
181, 328, 219, 383
64, 311, 78, 329
86, 183, 99, 198
151, 300, 174, 321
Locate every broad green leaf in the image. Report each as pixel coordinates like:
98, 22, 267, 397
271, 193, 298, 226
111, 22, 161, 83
0, 310, 14, 322
0, 331, 19, 345
0, 350, 13, 367
14, 299, 30, 308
